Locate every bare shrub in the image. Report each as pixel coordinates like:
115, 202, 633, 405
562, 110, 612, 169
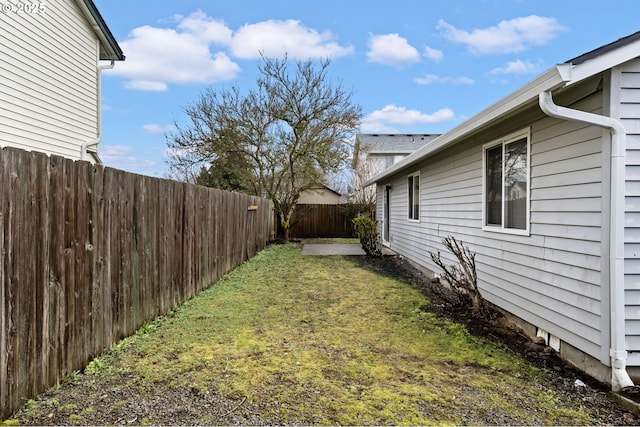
428, 235, 488, 318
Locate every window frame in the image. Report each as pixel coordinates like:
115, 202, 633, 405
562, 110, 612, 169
384, 155, 395, 168
481, 128, 531, 236
407, 171, 420, 222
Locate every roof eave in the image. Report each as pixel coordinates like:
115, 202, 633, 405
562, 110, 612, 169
76, 0, 125, 61
567, 37, 640, 85
363, 63, 572, 187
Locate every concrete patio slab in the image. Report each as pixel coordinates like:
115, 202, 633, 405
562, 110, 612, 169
301, 243, 366, 256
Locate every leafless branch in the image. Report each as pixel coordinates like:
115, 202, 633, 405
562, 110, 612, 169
429, 235, 487, 317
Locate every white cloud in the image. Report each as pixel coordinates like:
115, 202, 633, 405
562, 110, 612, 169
359, 121, 399, 134
100, 145, 161, 176
125, 80, 168, 91
106, 12, 354, 90
414, 75, 439, 85
437, 15, 567, 55
490, 59, 545, 74
106, 14, 241, 91
230, 19, 353, 59
367, 33, 420, 67
414, 74, 474, 85
176, 10, 233, 44
423, 46, 443, 62
363, 104, 455, 128
143, 123, 176, 134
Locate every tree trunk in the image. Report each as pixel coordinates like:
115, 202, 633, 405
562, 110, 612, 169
278, 210, 293, 242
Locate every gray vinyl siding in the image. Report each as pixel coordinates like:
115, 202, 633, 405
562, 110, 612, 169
621, 58, 640, 365
379, 88, 609, 363
0, 0, 98, 159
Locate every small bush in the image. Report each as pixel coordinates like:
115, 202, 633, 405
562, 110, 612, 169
352, 216, 382, 257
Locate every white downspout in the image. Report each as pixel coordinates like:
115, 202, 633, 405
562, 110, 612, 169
81, 39, 114, 163
539, 91, 635, 392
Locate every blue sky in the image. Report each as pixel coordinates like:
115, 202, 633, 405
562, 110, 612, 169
94, 0, 640, 178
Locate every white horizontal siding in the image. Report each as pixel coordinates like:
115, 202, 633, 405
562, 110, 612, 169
621, 89, 640, 103
380, 88, 609, 363
621, 57, 640, 360
0, 0, 98, 159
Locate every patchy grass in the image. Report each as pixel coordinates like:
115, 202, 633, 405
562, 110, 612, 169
10, 243, 603, 425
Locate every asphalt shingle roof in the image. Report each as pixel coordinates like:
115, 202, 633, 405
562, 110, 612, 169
355, 134, 439, 155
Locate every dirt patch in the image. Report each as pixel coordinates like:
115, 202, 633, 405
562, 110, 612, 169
349, 254, 640, 426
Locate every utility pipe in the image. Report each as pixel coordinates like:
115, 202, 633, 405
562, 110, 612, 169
81, 42, 115, 164
539, 90, 635, 392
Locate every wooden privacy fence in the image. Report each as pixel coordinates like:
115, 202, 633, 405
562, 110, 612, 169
0, 147, 274, 419
288, 204, 357, 238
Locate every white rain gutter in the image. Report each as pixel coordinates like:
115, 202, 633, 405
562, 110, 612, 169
81, 43, 115, 164
539, 90, 634, 392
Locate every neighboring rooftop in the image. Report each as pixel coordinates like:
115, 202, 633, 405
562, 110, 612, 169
354, 134, 440, 155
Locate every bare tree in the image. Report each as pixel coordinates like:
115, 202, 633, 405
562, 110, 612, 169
167, 55, 362, 240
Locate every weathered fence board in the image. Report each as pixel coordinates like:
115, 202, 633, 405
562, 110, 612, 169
0, 147, 274, 419
288, 204, 357, 239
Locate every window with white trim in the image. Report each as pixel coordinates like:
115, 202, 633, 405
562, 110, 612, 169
408, 172, 420, 221
483, 129, 530, 233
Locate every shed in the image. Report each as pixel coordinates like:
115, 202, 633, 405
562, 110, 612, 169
297, 185, 342, 205
365, 30, 640, 391
0, 0, 124, 163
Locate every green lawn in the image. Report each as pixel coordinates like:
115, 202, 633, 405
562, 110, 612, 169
10, 243, 599, 425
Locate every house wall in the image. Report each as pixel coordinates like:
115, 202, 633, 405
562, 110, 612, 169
377, 83, 613, 366
356, 155, 387, 185
619, 58, 640, 365
0, 0, 99, 160
353, 156, 387, 206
